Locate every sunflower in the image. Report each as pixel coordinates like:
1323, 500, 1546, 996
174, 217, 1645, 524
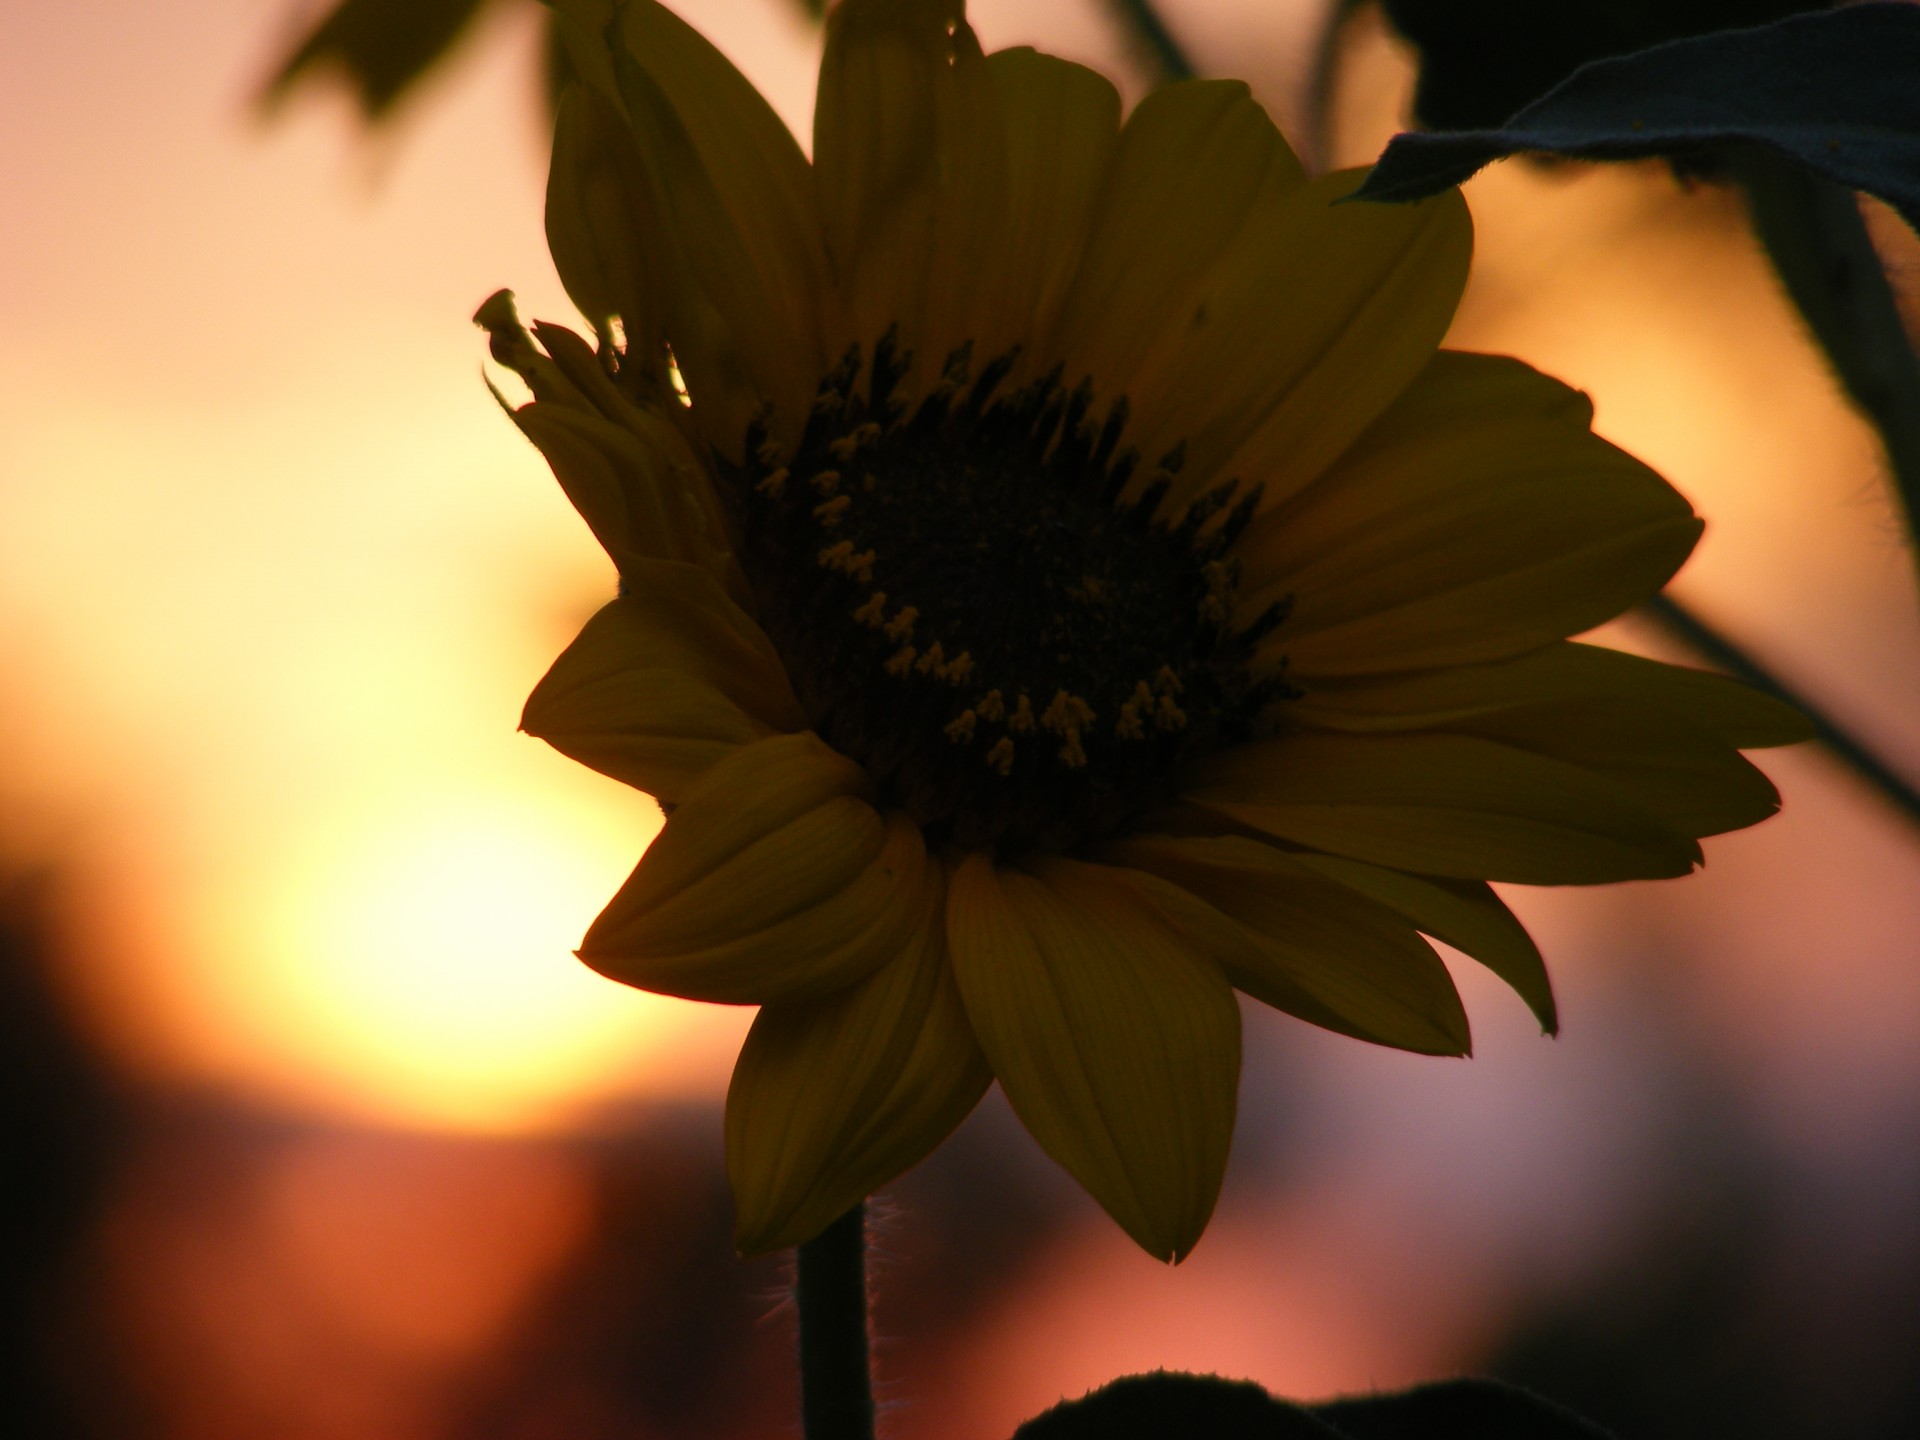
479, 0, 1807, 1262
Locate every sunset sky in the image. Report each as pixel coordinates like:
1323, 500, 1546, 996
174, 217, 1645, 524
4, 2, 1920, 1428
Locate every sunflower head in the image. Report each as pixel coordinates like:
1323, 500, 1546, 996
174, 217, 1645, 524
729, 329, 1298, 854
482, 0, 1810, 1262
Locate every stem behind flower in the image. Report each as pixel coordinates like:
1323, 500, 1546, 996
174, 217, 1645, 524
797, 1203, 875, 1440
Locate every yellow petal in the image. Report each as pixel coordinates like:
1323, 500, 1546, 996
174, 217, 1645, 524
1462, 702, 1783, 840
1184, 732, 1702, 884
545, 84, 665, 368
727, 864, 989, 1254
1046, 80, 1305, 415
511, 400, 738, 585
1284, 852, 1554, 1035
582, 735, 926, 1004
814, 0, 999, 376
1289, 640, 1813, 749
521, 564, 805, 803
1130, 172, 1471, 516
605, 0, 825, 307
1281, 643, 1796, 842
1239, 351, 1701, 676
966, 48, 1121, 373
908, 22, 1007, 383
945, 852, 1239, 1261
553, 0, 825, 451
527, 318, 643, 423
815, 0, 957, 280
1099, 835, 1471, 1056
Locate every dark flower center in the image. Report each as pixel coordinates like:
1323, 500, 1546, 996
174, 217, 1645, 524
729, 331, 1294, 853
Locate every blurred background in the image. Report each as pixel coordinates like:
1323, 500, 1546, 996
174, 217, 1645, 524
2, 1, 1918, 1435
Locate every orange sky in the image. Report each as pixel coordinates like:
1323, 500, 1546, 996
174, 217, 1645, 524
0, 0, 731, 1129
3, 0, 1918, 1145
6, 0, 1920, 1422
0, 0, 1315, 1133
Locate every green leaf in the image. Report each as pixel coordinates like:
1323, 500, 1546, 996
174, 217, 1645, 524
1353, 4, 1920, 234
262, 0, 496, 120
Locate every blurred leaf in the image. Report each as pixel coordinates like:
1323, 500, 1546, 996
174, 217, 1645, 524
263, 0, 498, 120
1009, 1371, 1617, 1439
1354, 4, 1920, 233
264, 0, 825, 125
1380, 0, 1814, 133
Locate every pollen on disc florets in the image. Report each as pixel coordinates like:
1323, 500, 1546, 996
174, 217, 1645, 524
727, 328, 1298, 853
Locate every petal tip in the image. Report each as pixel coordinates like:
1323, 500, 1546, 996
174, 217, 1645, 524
730, 1214, 796, 1259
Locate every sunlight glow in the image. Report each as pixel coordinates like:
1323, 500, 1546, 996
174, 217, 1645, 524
0, 10, 755, 1131
255, 794, 682, 1132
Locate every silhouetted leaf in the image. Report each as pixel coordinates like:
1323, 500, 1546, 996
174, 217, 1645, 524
1009, 1371, 1618, 1439
1354, 3, 1920, 232
263, 0, 496, 119
1379, 0, 1814, 133
1311, 1377, 1619, 1438
1012, 1372, 1346, 1440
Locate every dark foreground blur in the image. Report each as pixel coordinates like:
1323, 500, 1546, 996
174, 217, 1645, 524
7, 867, 1919, 1440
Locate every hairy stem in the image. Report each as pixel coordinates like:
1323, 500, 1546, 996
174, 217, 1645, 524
796, 1204, 875, 1440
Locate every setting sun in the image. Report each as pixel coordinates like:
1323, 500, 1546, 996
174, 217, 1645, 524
255, 792, 694, 1131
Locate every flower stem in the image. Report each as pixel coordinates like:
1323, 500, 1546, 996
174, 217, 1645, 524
1641, 593, 1920, 830
796, 1203, 875, 1440
1305, 0, 1369, 171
